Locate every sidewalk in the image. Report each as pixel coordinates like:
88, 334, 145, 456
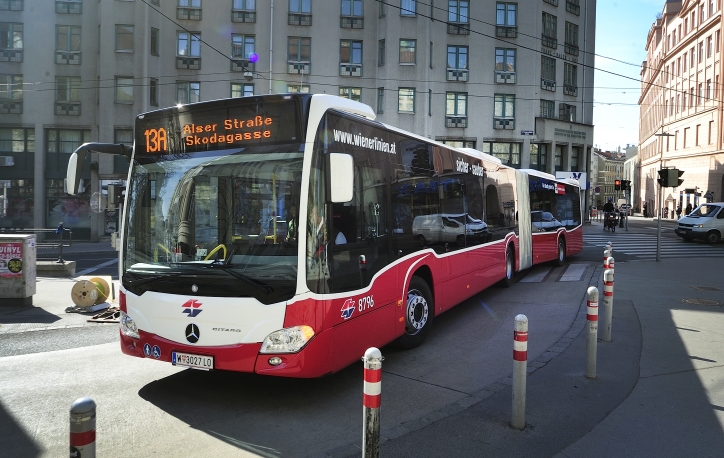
378, 244, 724, 456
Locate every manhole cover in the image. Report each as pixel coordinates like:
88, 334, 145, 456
683, 298, 723, 306
691, 286, 721, 291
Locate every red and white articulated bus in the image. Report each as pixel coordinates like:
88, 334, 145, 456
66, 94, 582, 378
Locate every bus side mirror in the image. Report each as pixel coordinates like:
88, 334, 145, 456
328, 153, 354, 203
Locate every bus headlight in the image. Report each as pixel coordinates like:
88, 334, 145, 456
260, 326, 315, 353
120, 312, 140, 339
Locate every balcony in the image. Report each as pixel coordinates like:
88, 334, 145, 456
542, 34, 557, 49
563, 84, 578, 96
340, 64, 362, 77
56, 0, 80, 14
541, 78, 556, 92
0, 100, 22, 114
0, 49, 23, 63
55, 51, 81, 65
494, 71, 516, 84
176, 57, 201, 70
446, 68, 469, 82
287, 61, 310, 74
565, 43, 579, 56
341, 16, 364, 28
55, 102, 80, 116
447, 23, 470, 35
289, 13, 312, 26
496, 26, 517, 38
177, 7, 202, 20
566, 0, 580, 15
0, 0, 23, 11
231, 60, 255, 72
231, 10, 256, 23
446, 116, 468, 128
493, 118, 515, 130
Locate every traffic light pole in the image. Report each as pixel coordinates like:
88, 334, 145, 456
656, 177, 662, 262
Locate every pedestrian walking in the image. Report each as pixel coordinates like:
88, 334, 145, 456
643, 202, 648, 218
685, 203, 693, 215
676, 205, 682, 219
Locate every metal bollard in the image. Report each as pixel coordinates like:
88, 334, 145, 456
70, 397, 96, 458
511, 314, 528, 430
362, 347, 382, 458
57, 223, 66, 264
602, 269, 614, 342
585, 287, 599, 379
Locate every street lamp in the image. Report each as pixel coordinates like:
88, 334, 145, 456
653, 130, 674, 262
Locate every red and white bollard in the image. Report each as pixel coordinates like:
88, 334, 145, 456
511, 314, 528, 430
70, 397, 96, 458
603, 248, 611, 269
362, 347, 382, 458
602, 268, 615, 342
585, 287, 599, 379
607, 256, 615, 276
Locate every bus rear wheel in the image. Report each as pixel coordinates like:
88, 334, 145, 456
500, 244, 515, 287
399, 277, 434, 349
554, 238, 566, 267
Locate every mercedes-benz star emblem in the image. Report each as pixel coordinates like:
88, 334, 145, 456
185, 324, 200, 344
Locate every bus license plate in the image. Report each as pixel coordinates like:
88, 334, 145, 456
172, 352, 213, 370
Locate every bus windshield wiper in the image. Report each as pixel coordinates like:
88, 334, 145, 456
207, 263, 273, 295
124, 274, 172, 286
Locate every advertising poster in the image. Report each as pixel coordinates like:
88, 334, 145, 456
0, 242, 23, 277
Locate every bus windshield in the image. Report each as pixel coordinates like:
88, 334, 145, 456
122, 145, 303, 303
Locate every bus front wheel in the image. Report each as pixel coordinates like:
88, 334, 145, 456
399, 277, 434, 349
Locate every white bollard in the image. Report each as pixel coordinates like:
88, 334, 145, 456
607, 257, 615, 276
70, 397, 96, 458
585, 287, 599, 379
362, 347, 382, 458
603, 249, 611, 269
511, 314, 528, 430
602, 269, 614, 342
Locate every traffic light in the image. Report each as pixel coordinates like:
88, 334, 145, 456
657, 169, 669, 187
621, 180, 630, 191
667, 168, 684, 188
614, 179, 621, 190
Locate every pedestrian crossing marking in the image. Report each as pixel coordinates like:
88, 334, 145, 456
520, 262, 589, 283
583, 233, 724, 260
560, 263, 588, 282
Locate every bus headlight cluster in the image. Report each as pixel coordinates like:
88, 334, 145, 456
260, 326, 315, 353
120, 312, 140, 339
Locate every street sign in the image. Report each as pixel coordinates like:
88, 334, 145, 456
0, 180, 11, 188
520, 130, 534, 135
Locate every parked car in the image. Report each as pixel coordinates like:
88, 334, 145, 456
674, 202, 724, 243
412, 213, 488, 246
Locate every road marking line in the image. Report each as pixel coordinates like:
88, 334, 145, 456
75, 259, 118, 277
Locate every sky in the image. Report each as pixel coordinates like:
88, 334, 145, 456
592, 0, 662, 152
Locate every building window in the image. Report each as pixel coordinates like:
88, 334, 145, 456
231, 82, 254, 97
149, 78, 158, 106
541, 56, 556, 91
401, 0, 416, 16
445, 92, 467, 128
428, 89, 432, 115
542, 12, 557, 49
448, 0, 469, 22
496, 3, 517, 37
447, 45, 469, 81
540, 99, 555, 118
177, 32, 200, 57
177, 0, 202, 20
114, 128, 133, 145
232, 0, 256, 23
559, 103, 576, 122
707, 35, 713, 58
482, 142, 520, 167
494, 94, 514, 118
707, 79, 712, 100
0, 74, 22, 113
339, 87, 362, 101
340, 40, 362, 76
55, 25, 81, 65
399, 39, 416, 64
150, 27, 159, 56
554, 146, 563, 171
177, 81, 200, 104
1, 0, 23, 11
563, 63, 577, 96
115, 77, 133, 103
699, 41, 704, 62
529, 143, 548, 171
287, 36, 311, 74
377, 87, 384, 113
0, 22, 23, 61
287, 84, 310, 93
378, 39, 385, 66
565, 0, 579, 15
47, 128, 89, 155
231, 34, 255, 66
115, 25, 134, 52
341, 0, 364, 28
289, 0, 312, 25
56, 0, 81, 14
398, 87, 415, 112
56, 76, 80, 103
698, 82, 703, 104
564, 22, 578, 55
